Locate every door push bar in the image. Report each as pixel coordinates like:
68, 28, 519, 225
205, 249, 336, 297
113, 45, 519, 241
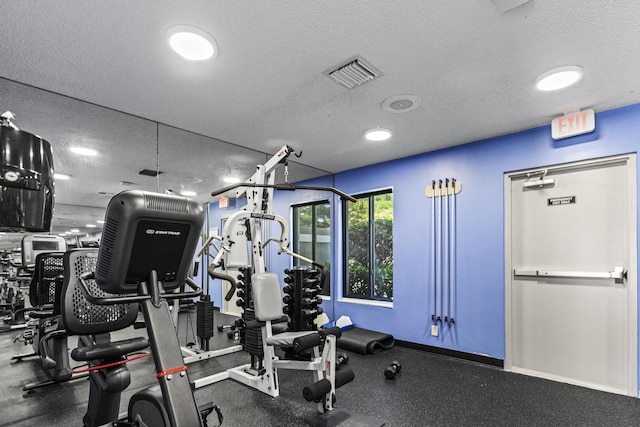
514, 266, 626, 283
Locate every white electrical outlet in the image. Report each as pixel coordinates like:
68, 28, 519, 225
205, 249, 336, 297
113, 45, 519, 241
431, 325, 438, 336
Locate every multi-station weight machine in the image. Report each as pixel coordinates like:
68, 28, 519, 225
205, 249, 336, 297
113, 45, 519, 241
193, 145, 357, 420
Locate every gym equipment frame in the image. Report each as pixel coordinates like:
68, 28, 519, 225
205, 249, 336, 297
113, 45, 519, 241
195, 146, 356, 419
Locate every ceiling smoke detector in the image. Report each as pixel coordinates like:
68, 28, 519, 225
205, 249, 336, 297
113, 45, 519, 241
381, 94, 422, 114
324, 55, 382, 89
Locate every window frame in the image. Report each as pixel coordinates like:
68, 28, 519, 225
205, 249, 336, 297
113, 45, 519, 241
291, 199, 331, 296
342, 188, 394, 302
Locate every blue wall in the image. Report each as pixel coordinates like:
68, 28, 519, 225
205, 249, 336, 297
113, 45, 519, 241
209, 103, 640, 365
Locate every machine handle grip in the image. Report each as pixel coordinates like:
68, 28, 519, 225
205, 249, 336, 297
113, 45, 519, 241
206, 266, 237, 302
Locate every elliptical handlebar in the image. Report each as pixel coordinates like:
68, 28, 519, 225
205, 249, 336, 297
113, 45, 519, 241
77, 272, 203, 306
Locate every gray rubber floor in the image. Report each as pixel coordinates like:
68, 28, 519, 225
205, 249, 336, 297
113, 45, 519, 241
2, 309, 640, 426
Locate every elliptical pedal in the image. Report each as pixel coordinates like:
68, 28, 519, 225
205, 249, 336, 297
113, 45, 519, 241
199, 401, 223, 427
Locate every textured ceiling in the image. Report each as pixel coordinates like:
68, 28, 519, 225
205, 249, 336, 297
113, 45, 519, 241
1, 1, 640, 248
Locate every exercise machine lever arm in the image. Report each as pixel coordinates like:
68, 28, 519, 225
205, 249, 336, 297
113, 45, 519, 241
263, 213, 326, 270
206, 266, 237, 301
211, 182, 357, 202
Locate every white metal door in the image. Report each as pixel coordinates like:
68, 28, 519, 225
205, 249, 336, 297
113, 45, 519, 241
506, 155, 637, 395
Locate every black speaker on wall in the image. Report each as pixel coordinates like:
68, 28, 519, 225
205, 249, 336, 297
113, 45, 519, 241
0, 126, 54, 232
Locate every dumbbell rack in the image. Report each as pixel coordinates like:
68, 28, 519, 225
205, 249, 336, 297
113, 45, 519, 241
283, 267, 323, 331
234, 267, 266, 365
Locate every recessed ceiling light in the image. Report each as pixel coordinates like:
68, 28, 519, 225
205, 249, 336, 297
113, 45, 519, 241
86, 224, 96, 228
536, 66, 583, 91
70, 229, 80, 233
97, 220, 105, 224
364, 128, 393, 142
223, 177, 241, 184
181, 190, 197, 196
167, 25, 217, 61
184, 177, 203, 183
54, 173, 71, 180
70, 146, 97, 156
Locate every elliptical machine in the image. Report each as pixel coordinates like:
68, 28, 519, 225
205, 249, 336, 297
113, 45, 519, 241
61, 190, 220, 427
14, 251, 84, 393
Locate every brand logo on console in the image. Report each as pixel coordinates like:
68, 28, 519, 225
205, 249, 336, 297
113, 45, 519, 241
145, 229, 181, 236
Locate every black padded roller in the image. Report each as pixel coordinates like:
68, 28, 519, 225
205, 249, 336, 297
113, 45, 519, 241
335, 368, 355, 388
302, 368, 355, 402
319, 326, 342, 339
293, 333, 322, 353
303, 378, 331, 402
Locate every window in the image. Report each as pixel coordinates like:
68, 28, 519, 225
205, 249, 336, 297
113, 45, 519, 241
292, 201, 331, 296
343, 190, 393, 301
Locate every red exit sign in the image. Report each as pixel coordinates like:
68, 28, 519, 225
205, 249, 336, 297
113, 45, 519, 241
551, 109, 595, 140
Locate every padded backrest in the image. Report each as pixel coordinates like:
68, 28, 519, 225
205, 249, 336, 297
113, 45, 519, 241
61, 249, 138, 336
252, 273, 284, 322
29, 252, 64, 308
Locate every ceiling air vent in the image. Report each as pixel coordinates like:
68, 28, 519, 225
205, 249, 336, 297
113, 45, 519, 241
324, 55, 382, 89
138, 168, 163, 177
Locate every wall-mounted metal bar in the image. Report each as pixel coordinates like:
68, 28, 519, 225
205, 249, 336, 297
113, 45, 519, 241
514, 266, 626, 281
430, 181, 436, 322
435, 180, 442, 323
427, 177, 459, 327
449, 178, 456, 324
443, 179, 449, 323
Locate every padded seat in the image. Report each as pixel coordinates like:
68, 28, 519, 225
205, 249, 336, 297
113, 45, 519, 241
265, 330, 316, 346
